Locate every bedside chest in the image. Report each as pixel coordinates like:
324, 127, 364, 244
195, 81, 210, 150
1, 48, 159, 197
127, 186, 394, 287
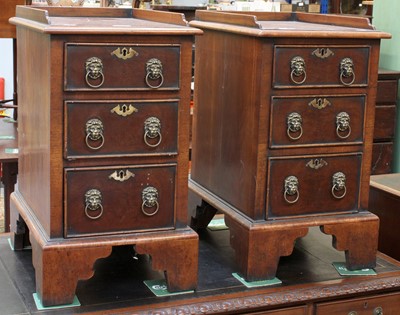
9, 6, 201, 307
189, 11, 390, 282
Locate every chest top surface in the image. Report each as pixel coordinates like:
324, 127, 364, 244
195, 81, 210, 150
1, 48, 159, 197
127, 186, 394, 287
10, 5, 203, 35
190, 10, 391, 39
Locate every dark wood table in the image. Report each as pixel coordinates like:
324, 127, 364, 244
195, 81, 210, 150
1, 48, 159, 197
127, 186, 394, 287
0, 118, 18, 233
1, 222, 400, 314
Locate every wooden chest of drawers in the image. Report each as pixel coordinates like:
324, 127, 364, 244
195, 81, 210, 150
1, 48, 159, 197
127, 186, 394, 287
9, 6, 201, 307
371, 69, 400, 174
189, 11, 390, 282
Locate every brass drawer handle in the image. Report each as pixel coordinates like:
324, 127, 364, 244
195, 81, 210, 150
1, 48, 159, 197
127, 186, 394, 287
287, 112, 303, 140
373, 306, 383, 315
336, 112, 351, 139
332, 171, 347, 199
85, 57, 105, 88
340, 57, 356, 86
144, 117, 162, 147
85, 118, 105, 150
284, 176, 300, 204
290, 56, 307, 85
84, 189, 104, 220
145, 58, 164, 89
141, 186, 159, 216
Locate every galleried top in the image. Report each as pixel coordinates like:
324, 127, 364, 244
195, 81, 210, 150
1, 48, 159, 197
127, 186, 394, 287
9, 5, 202, 35
190, 10, 391, 39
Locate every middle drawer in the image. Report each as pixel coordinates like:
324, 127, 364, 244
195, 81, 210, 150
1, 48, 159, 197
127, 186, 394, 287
64, 164, 176, 237
270, 95, 365, 148
64, 100, 178, 159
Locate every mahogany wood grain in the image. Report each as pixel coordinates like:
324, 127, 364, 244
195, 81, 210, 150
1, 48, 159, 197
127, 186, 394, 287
189, 11, 388, 282
10, 6, 200, 306
0, 0, 25, 38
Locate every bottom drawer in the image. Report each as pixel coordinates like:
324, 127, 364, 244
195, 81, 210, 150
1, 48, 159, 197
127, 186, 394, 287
315, 292, 400, 314
65, 164, 176, 237
267, 153, 362, 218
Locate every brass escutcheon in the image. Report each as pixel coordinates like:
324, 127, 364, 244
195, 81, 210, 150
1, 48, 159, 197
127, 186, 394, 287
84, 189, 103, 220
312, 48, 334, 59
306, 158, 328, 170
308, 98, 331, 110
85, 57, 105, 88
110, 104, 138, 117
111, 47, 138, 60
145, 58, 164, 89
109, 169, 135, 182
141, 186, 159, 216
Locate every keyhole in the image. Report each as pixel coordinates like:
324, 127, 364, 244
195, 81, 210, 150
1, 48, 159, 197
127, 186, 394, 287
122, 48, 128, 57
121, 104, 127, 113
118, 170, 125, 179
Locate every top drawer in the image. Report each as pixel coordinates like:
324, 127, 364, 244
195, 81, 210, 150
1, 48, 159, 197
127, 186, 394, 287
273, 45, 370, 88
64, 43, 181, 91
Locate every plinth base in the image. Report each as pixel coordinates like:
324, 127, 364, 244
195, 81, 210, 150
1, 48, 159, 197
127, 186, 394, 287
10, 191, 198, 307
190, 179, 379, 282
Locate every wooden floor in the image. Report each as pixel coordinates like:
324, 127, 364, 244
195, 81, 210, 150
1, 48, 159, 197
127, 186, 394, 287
1, 224, 400, 314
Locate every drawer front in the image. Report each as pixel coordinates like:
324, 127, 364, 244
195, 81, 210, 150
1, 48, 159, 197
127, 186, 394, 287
373, 105, 396, 140
252, 305, 307, 315
267, 154, 361, 218
65, 43, 181, 91
273, 45, 370, 88
376, 79, 399, 104
270, 95, 365, 148
315, 292, 400, 314
371, 142, 394, 175
65, 100, 178, 159
65, 164, 176, 237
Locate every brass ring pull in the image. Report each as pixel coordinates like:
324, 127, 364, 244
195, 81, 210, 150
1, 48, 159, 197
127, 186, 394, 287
332, 172, 347, 199
336, 112, 351, 139
85, 57, 105, 89
141, 186, 159, 216
85, 118, 105, 150
373, 306, 383, 315
145, 58, 164, 89
290, 56, 306, 85
84, 189, 104, 220
284, 176, 300, 204
340, 57, 356, 86
144, 117, 162, 148
145, 72, 164, 89
287, 112, 303, 140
